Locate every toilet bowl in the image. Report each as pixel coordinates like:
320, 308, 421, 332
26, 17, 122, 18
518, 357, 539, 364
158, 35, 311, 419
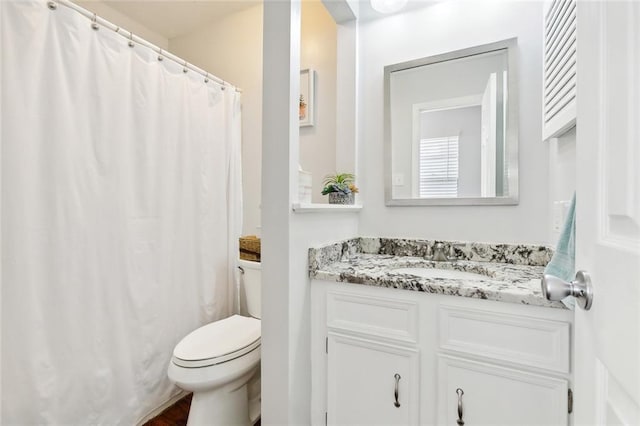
168, 259, 261, 426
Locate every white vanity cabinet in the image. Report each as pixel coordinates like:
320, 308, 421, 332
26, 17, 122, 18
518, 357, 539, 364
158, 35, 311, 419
311, 281, 573, 426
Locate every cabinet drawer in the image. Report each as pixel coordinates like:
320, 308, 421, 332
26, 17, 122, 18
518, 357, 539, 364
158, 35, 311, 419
327, 291, 418, 343
328, 333, 420, 425
439, 305, 570, 373
438, 354, 569, 426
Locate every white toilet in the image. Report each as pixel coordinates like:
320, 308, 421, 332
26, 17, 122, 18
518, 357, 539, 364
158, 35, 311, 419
168, 259, 262, 426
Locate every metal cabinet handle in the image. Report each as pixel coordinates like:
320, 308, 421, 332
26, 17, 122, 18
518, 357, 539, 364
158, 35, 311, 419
541, 270, 593, 310
456, 388, 464, 426
393, 374, 401, 408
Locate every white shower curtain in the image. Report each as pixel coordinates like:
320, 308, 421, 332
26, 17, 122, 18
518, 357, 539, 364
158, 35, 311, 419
0, 1, 243, 423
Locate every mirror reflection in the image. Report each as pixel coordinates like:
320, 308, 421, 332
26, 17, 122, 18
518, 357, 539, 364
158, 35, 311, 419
385, 40, 518, 206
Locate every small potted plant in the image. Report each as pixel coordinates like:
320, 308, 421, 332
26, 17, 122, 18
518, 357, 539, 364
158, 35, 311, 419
322, 172, 359, 205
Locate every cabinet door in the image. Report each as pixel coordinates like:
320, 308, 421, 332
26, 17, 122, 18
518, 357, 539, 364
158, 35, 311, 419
327, 333, 419, 425
438, 355, 569, 426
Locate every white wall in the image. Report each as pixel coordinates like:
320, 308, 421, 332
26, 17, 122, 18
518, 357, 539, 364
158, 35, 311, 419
300, 1, 338, 203
74, 1, 168, 49
548, 128, 576, 244
358, 0, 550, 244
0, 1, 3, 418
261, 2, 359, 424
335, 20, 358, 177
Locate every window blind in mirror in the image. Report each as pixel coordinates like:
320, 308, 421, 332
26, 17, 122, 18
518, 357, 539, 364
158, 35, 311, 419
418, 136, 459, 198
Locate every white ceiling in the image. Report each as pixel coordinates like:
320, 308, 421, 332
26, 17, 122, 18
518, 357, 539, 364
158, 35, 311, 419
85, 1, 261, 39
358, 0, 440, 22
75, 0, 438, 41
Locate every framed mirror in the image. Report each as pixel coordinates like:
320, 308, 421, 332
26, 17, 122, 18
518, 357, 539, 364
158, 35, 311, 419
384, 39, 518, 206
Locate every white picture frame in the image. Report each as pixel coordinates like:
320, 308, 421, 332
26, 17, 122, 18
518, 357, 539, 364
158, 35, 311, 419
300, 69, 315, 127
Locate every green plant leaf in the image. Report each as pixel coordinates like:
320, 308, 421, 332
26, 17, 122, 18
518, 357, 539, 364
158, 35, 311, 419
323, 172, 355, 187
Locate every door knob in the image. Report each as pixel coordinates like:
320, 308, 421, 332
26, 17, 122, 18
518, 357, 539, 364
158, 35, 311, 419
541, 270, 593, 310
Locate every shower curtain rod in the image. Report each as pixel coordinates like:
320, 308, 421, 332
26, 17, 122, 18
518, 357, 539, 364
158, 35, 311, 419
47, 0, 243, 93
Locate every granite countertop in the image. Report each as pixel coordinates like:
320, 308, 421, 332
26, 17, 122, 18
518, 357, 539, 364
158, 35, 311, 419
309, 237, 566, 309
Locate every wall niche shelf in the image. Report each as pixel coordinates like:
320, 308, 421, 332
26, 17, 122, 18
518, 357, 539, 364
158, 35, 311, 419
292, 203, 363, 213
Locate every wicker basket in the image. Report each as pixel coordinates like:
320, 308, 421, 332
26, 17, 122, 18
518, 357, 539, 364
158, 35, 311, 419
239, 236, 261, 261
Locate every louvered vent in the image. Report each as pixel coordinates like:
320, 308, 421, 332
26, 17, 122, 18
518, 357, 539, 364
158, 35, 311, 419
543, 0, 577, 140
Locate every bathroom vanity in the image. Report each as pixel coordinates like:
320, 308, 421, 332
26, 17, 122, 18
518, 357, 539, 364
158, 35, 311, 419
309, 238, 573, 426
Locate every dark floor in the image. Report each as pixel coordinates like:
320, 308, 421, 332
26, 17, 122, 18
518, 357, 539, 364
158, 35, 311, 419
143, 394, 261, 426
144, 394, 192, 426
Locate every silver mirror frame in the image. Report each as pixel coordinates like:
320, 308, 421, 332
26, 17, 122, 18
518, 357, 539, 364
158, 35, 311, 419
384, 38, 519, 206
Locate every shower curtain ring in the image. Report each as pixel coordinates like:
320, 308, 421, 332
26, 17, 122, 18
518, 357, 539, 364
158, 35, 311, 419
128, 32, 135, 48
158, 49, 164, 62
47, 1, 57, 10
204, 73, 209, 83
183, 61, 189, 74
91, 14, 99, 30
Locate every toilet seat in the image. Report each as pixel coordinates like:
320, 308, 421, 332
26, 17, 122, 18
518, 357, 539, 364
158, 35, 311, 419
172, 315, 261, 368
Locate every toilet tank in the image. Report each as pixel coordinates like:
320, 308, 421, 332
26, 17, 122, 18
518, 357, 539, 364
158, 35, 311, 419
238, 259, 261, 319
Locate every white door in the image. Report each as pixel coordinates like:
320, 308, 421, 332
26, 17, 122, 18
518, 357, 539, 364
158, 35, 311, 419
574, 1, 640, 424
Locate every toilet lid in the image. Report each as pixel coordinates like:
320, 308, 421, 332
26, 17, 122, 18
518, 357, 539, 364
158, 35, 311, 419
173, 315, 261, 367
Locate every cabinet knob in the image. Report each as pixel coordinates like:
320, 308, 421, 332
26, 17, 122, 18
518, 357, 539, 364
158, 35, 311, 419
456, 388, 464, 426
393, 373, 401, 408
